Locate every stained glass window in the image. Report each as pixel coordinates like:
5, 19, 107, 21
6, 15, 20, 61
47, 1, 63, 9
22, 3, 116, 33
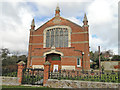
51, 30, 54, 47
46, 28, 69, 48
59, 29, 63, 47
64, 29, 68, 47
55, 29, 59, 47
46, 30, 50, 47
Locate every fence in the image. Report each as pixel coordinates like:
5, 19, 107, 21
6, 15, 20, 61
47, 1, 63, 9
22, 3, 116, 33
22, 68, 44, 85
49, 70, 120, 83
2, 71, 17, 77
16, 61, 120, 86
2, 65, 18, 77
2, 68, 17, 77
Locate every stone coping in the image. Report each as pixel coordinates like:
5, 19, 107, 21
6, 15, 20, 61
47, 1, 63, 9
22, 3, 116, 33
48, 79, 119, 84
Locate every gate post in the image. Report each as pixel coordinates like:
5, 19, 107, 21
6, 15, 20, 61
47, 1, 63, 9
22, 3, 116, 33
43, 61, 51, 86
17, 61, 25, 84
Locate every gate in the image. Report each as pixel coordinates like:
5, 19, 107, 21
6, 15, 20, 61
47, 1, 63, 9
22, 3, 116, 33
22, 68, 44, 85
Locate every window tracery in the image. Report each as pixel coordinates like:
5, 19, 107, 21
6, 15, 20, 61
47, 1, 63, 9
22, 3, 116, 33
45, 28, 69, 47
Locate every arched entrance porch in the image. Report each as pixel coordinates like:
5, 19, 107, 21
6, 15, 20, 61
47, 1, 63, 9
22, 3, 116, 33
46, 53, 61, 72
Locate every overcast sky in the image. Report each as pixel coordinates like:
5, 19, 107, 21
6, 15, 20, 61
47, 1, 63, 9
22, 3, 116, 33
0, 0, 119, 55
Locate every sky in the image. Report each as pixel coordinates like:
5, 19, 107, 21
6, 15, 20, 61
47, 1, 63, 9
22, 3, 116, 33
0, 0, 119, 55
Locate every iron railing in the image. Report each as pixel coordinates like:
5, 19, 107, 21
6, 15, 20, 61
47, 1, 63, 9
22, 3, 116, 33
49, 70, 119, 83
22, 68, 44, 85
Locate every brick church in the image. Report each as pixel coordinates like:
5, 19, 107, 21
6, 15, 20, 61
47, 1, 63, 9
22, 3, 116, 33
27, 5, 90, 72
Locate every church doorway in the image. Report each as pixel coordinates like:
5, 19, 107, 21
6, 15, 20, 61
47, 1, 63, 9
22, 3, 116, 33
46, 53, 61, 72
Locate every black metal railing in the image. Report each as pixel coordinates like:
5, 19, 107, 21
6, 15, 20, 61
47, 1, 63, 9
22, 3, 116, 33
22, 68, 44, 85
49, 70, 119, 83
2, 68, 17, 77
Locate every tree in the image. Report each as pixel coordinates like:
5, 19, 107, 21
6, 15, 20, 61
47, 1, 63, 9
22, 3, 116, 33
90, 51, 99, 69
1, 48, 28, 75
111, 55, 120, 61
89, 51, 94, 61
90, 50, 112, 69
1, 48, 10, 59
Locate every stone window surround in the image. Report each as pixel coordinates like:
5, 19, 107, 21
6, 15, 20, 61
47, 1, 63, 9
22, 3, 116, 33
43, 25, 72, 48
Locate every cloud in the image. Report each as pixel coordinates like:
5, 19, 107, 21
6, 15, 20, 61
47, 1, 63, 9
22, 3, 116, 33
87, 0, 118, 54
0, 2, 34, 54
87, 0, 113, 24
0, 0, 118, 55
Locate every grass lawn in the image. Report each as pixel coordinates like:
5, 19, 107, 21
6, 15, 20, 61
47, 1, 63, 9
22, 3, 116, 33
2, 85, 45, 88
2, 85, 68, 90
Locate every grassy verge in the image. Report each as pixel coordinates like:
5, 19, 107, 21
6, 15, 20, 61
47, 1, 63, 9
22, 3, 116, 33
2, 85, 45, 88
2, 85, 68, 90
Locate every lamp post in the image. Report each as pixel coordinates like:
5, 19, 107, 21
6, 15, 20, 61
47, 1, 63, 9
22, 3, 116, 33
82, 52, 84, 74
74, 50, 84, 73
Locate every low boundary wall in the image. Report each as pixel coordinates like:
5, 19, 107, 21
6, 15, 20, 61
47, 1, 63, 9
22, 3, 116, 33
1, 76, 20, 85
46, 79, 119, 88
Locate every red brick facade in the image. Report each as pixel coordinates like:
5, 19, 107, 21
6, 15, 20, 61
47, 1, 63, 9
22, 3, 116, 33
27, 6, 90, 71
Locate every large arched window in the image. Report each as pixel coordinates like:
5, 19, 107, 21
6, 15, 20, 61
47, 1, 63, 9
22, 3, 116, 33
43, 26, 71, 48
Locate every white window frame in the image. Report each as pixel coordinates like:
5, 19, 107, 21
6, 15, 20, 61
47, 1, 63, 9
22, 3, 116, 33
77, 58, 81, 67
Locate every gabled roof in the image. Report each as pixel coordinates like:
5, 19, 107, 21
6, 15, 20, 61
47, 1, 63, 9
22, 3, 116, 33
35, 16, 83, 31
34, 5, 86, 31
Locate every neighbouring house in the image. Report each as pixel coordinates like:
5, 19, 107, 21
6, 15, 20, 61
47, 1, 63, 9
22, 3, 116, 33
27, 5, 90, 72
101, 50, 113, 59
101, 61, 120, 71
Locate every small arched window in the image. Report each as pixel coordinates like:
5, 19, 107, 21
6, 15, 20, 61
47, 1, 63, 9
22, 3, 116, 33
77, 58, 81, 67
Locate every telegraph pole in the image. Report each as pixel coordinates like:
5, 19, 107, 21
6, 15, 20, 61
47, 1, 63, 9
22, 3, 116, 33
98, 46, 101, 72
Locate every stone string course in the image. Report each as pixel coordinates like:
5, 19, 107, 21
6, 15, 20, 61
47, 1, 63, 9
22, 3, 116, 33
46, 79, 119, 88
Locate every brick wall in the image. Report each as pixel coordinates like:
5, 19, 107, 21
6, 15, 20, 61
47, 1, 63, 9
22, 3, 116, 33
27, 16, 90, 71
